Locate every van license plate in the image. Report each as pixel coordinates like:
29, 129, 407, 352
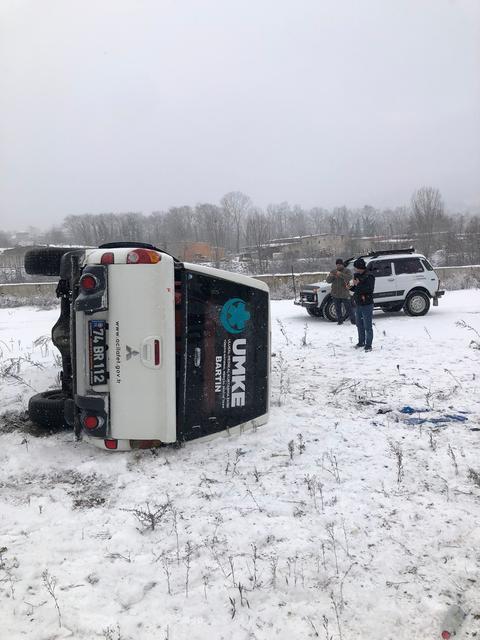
88, 320, 107, 385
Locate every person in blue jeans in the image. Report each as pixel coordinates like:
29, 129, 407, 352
350, 258, 375, 351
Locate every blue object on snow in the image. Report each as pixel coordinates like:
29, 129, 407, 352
401, 406, 415, 414
400, 406, 430, 415
444, 414, 468, 422
404, 413, 468, 426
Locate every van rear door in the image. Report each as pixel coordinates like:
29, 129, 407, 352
107, 258, 177, 442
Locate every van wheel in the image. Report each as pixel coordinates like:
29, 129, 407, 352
404, 291, 430, 316
28, 390, 67, 430
323, 297, 346, 322
24, 248, 73, 277
306, 307, 322, 318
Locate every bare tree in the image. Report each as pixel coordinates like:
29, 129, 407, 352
117, 212, 144, 241
266, 202, 291, 239
327, 206, 352, 235
39, 226, 67, 245
464, 216, 480, 264
196, 203, 229, 267
147, 211, 168, 250
245, 209, 272, 272
360, 205, 378, 236
290, 205, 309, 236
307, 207, 329, 234
410, 187, 447, 257
221, 191, 251, 253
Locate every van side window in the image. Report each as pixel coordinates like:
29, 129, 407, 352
394, 258, 424, 275
368, 260, 392, 277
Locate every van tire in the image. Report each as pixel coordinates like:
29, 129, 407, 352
28, 390, 67, 430
24, 248, 73, 277
404, 291, 430, 316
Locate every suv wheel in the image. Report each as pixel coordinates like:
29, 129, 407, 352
28, 390, 67, 430
306, 307, 322, 318
382, 303, 404, 313
404, 291, 430, 316
323, 297, 347, 323
24, 248, 75, 277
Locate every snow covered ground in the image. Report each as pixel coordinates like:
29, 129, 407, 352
1, 292, 480, 640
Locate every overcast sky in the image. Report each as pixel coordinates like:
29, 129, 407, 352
1, 0, 479, 230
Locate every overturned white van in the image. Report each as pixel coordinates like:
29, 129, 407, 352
24, 243, 270, 451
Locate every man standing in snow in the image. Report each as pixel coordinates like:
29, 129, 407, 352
326, 258, 355, 325
350, 258, 375, 351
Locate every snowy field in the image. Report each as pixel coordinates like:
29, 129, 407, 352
1, 291, 480, 640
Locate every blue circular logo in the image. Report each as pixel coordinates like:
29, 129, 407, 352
220, 298, 250, 334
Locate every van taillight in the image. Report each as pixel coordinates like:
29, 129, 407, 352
126, 249, 161, 264
104, 439, 118, 450
83, 415, 99, 430
101, 252, 114, 265
80, 274, 97, 291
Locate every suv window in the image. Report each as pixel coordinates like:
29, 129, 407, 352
421, 259, 434, 271
368, 259, 392, 277
394, 258, 424, 275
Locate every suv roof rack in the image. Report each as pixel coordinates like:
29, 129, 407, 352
343, 246, 415, 266
366, 247, 415, 258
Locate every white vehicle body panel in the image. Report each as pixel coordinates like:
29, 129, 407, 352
393, 260, 438, 297
107, 261, 177, 442
75, 251, 177, 444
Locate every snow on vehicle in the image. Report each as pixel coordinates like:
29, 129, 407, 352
24, 243, 270, 450
294, 247, 445, 321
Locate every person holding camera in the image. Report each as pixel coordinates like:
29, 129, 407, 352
326, 258, 355, 325
350, 258, 375, 351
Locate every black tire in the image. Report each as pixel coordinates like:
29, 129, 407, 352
306, 307, 323, 318
404, 291, 430, 316
28, 390, 67, 430
24, 248, 73, 277
381, 303, 404, 313
323, 297, 348, 323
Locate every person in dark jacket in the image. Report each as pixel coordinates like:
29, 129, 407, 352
326, 258, 355, 325
350, 258, 375, 351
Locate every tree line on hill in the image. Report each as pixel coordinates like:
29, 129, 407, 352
1, 187, 479, 278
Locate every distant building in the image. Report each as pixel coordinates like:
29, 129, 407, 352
172, 241, 225, 262
241, 234, 347, 261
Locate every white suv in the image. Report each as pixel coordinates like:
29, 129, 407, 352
24, 243, 270, 451
295, 248, 444, 321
